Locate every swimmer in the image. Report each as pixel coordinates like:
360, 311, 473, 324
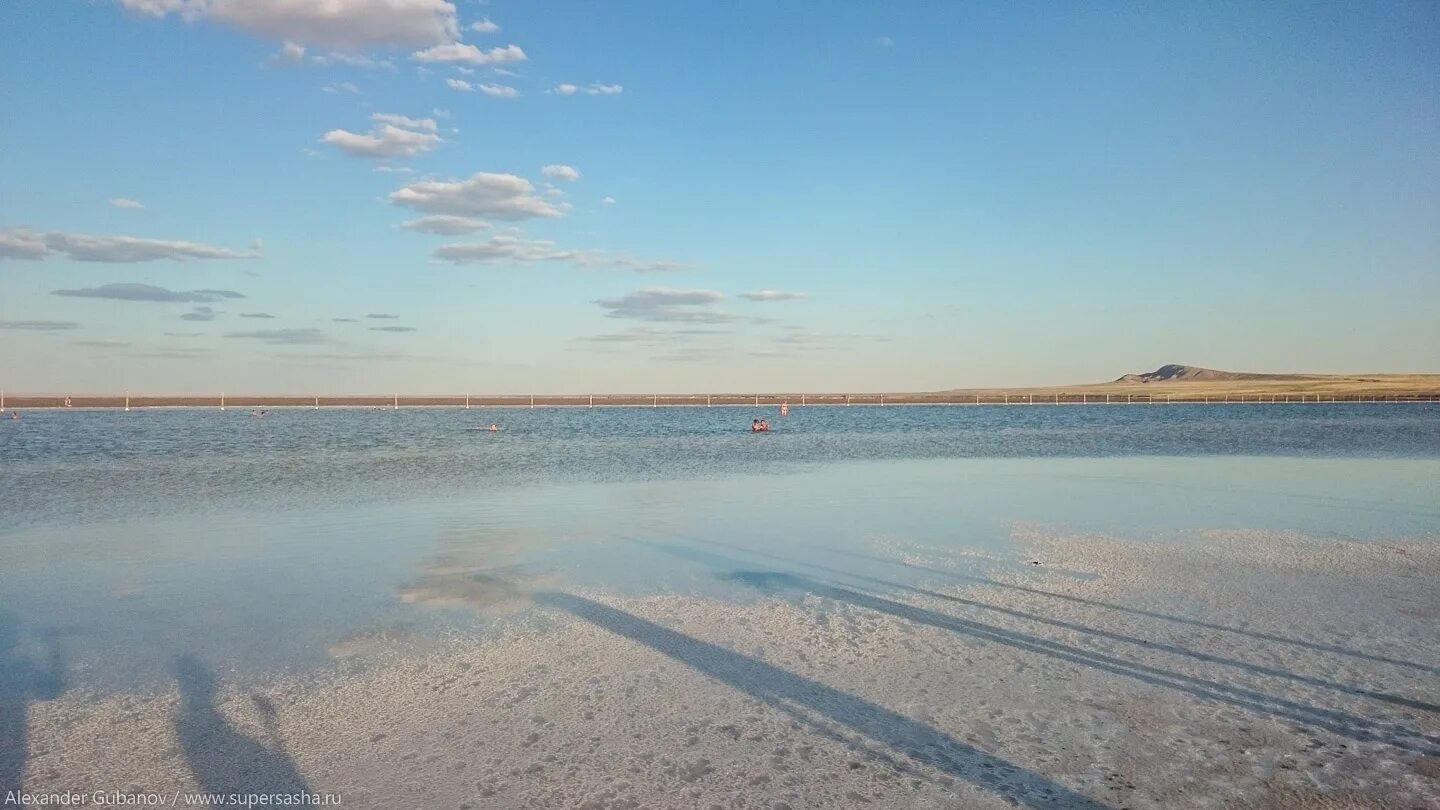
489, 423, 499, 432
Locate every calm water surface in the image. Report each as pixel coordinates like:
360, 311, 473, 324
1, 405, 1437, 690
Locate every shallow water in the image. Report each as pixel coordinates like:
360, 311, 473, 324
1, 405, 1436, 692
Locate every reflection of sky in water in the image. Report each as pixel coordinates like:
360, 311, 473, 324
1, 450, 1436, 692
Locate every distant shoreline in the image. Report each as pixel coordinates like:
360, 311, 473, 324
3, 390, 1438, 410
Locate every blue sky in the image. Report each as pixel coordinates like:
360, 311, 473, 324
2, 1, 1437, 394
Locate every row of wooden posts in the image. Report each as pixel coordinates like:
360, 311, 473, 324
3, 390, 1436, 411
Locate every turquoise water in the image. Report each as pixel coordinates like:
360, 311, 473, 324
1, 405, 1437, 690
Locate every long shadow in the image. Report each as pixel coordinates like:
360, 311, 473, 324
694, 538, 1440, 713
536, 591, 1111, 810
0, 611, 64, 805
172, 655, 310, 797
808, 544, 1440, 676
642, 543, 1440, 755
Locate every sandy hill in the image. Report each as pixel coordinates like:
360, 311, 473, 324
1113, 364, 1318, 383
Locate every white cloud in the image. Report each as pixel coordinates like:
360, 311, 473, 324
0, 229, 50, 259
122, 0, 460, 50
432, 235, 580, 264
310, 51, 394, 68
411, 43, 526, 65
390, 172, 562, 219
431, 237, 683, 273
454, 66, 474, 75
432, 107, 451, 118
322, 112, 441, 158
371, 113, 437, 132
322, 81, 360, 94
877, 36, 894, 47
612, 256, 685, 273
553, 82, 623, 96
401, 215, 491, 235
275, 40, 306, 62
601, 196, 616, 205
541, 164, 581, 182
595, 288, 732, 323
109, 198, 144, 209
0, 228, 257, 262
739, 290, 808, 302
469, 18, 499, 33
446, 78, 474, 92
478, 83, 518, 98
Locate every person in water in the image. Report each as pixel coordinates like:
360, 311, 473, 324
488, 423, 499, 432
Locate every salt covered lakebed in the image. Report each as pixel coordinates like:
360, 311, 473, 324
2, 406, 1438, 808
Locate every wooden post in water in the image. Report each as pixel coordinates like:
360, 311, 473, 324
1004, 394, 1008, 405
530, 394, 535, 409
707, 393, 712, 407
220, 392, 225, 411
589, 394, 594, 409
393, 393, 398, 410
1, 390, 5, 412
881, 394, 885, 407
314, 396, 319, 410
125, 394, 130, 412
653, 393, 658, 408
465, 394, 470, 409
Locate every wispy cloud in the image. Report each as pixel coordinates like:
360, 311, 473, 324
331, 318, 359, 323
181, 306, 220, 322
478, 83, 519, 98
109, 197, 144, 210
412, 43, 526, 66
71, 339, 132, 348
121, 0, 460, 50
322, 81, 360, 94
1, 228, 256, 262
469, 18, 499, 34
390, 172, 562, 219
50, 283, 245, 303
594, 288, 734, 323
223, 328, 327, 345
552, 83, 623, 96
239, 312, 276, 319
541, 164, 581, 182
739, 290, 807, 302
0, 320, 81, 331
445, 78, 473, 92
369, 325, 417, 332
322, 112, 441, 158
365, 313, 399, 319
400, 215, 491, 235
432, 236, 685, 273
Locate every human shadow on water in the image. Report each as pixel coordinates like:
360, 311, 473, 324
722, 567, 1440, 755
693, 538, 1440, 714
634, 542, 1440, 754
0, 611, 65, 805
535, 591, 1111, 810
807, 544, 1440, 676
172, 655, 310, 796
